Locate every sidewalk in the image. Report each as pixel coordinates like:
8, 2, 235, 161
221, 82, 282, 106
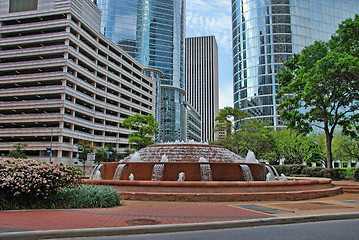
1, 191, 359, 239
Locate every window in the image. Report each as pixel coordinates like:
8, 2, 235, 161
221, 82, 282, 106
9, 0, 37, 13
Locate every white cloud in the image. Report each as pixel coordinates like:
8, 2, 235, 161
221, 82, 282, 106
186, 0, 234, 109
186, 0, 232, 54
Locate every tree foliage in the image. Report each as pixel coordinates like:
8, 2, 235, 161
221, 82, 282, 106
331, 132, 359, 163
214, 107, 250, 154
277, 15, 359, 168
77, 140, 94, 172
9, 142, 27, 159
122, 114, 158, 151
273, 130, 324, 165
94, 147, 108, 164
236, 119, 278, 164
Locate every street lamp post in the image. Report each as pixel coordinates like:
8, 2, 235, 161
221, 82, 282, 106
49, 128, 53, 164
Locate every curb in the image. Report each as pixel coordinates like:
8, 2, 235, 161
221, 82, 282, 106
1, 212, 359, 239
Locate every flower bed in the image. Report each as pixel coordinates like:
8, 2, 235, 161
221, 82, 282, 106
0, 158, 83, 210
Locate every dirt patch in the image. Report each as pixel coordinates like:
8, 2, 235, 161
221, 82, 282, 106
126, 218, 161, 226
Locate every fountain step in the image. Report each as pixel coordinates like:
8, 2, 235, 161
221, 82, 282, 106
119, 187, 342, 202
84, 178, 342, 202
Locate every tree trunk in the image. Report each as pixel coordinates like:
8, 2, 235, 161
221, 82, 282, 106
325, 131, 333, 169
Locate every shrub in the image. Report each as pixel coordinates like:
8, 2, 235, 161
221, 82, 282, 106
52, 185, 122, 208
336, 167, 356, 180
275, 165, 306, 175
275, 165, 346, 180
0, 158, 82, 209
354, 168, 359, 182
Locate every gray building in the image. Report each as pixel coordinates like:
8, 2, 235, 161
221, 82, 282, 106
95, 0, 186, 142
232, 0, 359, 128
0, 0, 156, 166
185, 36, 219, 142
183, 101, 201, 142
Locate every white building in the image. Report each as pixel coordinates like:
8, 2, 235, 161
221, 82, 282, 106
0, 0, 156, 166
185, 36, 219, 142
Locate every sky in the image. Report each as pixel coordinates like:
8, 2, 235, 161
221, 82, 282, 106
186, 0, 233, 109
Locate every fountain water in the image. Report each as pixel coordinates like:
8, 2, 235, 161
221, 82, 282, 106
89, 164, 103, 180
177, 172, 185, 181
151, 154, 169, 181
240, 164, 254, 181
151, 164, 165, 181
129, 152, 141, 162
270, 165, 280, 179
265, 165, 276, 181
199, 157, 213, 181
129, 173, 134, 181
245, 150, 259, 163
113, 163, 126, 180
280, 173, 288, 181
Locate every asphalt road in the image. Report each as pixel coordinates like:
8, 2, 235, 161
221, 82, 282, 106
67, 218, 359, 240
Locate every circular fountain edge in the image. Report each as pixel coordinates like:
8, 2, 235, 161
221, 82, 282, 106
84, 178, 342, 202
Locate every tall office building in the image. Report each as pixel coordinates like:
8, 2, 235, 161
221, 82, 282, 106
95, 0, 186, 142
0, 0, 156, 166
232, 0, 359, 128
185, 36, 219, 142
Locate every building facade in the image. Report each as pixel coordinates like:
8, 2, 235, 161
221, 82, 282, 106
95, 0, 186, 142
183, 101, 201, 142
185, 36, 219, 142
232, 0, 359, 128
0, 0, 156, 165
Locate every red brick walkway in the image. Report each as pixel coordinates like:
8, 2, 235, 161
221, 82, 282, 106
0, 203, 270, 233
1, 192, 359, 234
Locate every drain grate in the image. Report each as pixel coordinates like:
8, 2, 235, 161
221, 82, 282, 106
235, 204, 293, 214
126, 218, 161, 226
339, 200, 359, 205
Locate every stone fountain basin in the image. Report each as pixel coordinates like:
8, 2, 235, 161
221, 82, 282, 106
84, 177, 342, 201
100, 162, 267, 181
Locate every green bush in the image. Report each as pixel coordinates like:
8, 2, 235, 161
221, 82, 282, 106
51, 185, 122, 209
0, 158, 82, 210
354, 168, 359, 182
274, 165, 346, 180
275, 165, 306, 175
0, 158, 122, 210
335, 167, 356, 180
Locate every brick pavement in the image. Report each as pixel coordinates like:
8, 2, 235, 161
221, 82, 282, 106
1, 193, 359, 234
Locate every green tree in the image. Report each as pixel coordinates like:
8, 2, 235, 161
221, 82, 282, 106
332, 131, 359, 163
237, 119, 278, 164
277, 35, 359, 168
9, 142, 27, 159
122, 114, 158, 151
77, 140, 94, 173
95, 146, 108, 164
273, 130, 324, 165
214, 107, 250, 154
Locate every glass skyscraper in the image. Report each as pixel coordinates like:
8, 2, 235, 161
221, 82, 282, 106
96, 0, 186, 142
232, 0, 359, 129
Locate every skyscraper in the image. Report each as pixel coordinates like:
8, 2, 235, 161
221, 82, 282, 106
232, 0, 359, 128
96, 0, 186, 142
185, 36, 219, 142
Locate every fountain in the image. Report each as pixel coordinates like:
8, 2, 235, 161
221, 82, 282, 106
85, 142, 342, 201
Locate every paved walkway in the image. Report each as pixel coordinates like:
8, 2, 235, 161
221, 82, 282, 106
1, 193, 359, 237
1, 182, 359, 239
